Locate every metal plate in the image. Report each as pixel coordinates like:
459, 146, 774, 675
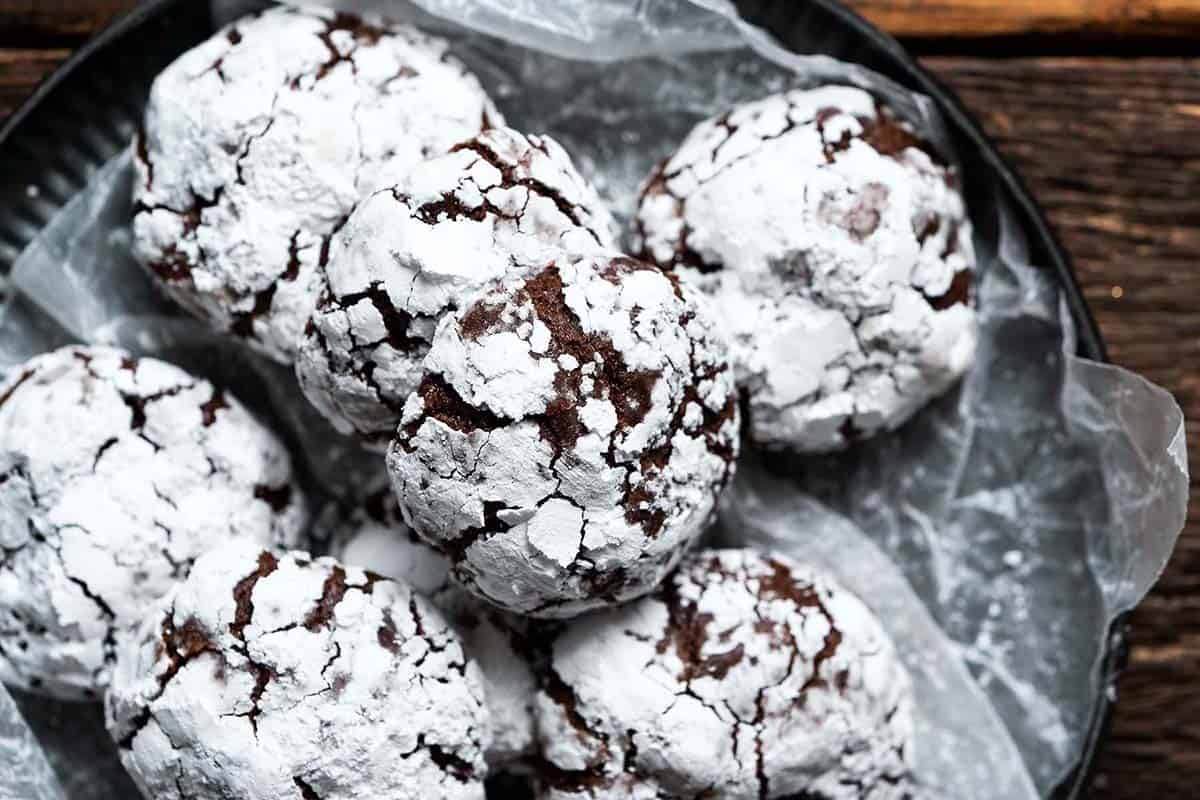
0, 2, 1117, 797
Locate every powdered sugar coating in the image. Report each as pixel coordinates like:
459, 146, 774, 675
0, 346, 307, 700
387, 254, 739, 618
297, 126, 618, 447
533, 549, 915, 799
133, 6, 502, 363
106, 540, 489, 800
326, 485, 537, 767
637, 86, 979, 453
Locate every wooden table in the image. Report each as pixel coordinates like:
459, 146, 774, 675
2, 1, 1198, 797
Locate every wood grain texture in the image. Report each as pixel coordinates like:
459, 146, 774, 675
0, 1, 134, 42
2, 0, 1200, 38
0, 30, 1197, 800
847, 0, 1200, 37
0, 48, 65, 118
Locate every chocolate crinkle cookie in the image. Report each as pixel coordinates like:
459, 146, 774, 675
387, 254, 739, 619
105, 540, 490, 800
297, 126, 618, 448
637, 85, 978, 453
0, 346, 307, 701
531, 549, 915, 800
132, 6, 503, 364
326, 484, 538, 769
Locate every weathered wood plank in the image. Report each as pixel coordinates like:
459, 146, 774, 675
0, 48, 67, 119
3, 0, 1200, 39
0, 1, 134, 42
847, 0, 1200, 37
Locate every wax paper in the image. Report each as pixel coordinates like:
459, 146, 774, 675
0, 1, 1188, 798
8, 691, 133, 800
0, 685, 64, 800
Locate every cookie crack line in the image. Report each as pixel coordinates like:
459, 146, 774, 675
400, 261, 700, 546
133, 187, 226, 283
448, 137, 607, 247
389, 252, 738, 618
298, 124, 616, 444
131, 552, 390, 749
638, 89, 977, 454
133, 5, 501, 364
226, 551, 280, 737
310, 12, 385, 84
759, 276, 960, 433
1, 345, 308, 701
303, 316, 407, 431
639, 97, 949, 275
70, 350, 198, 434
530, 551, 906, 799
117, 607, 221, 748
321, 281, 425, 354
108, 541, 491, 797
531, 659, 616, 792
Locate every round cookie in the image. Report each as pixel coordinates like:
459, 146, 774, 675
297, 126, 618, 448
133, 6, 502, 364
326, 485, 537, 768
387, 254, 739, 618
0, 345, 307, 700
637, 86, 978, 453
531, 549, 915, 799
106, 541, 489, 800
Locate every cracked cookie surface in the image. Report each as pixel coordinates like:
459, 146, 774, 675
133, 6, 502, 364
636, 86, 978, 453
0, 346, 307, 700
326, 484, 537, 769
531, 549, 915, 799
296, 126, 618, 448
106, 540, 489, 800
387, 254, 739, 619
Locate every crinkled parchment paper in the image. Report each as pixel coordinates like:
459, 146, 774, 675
0, 1, 1187, 798
0, 684, 63, 800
